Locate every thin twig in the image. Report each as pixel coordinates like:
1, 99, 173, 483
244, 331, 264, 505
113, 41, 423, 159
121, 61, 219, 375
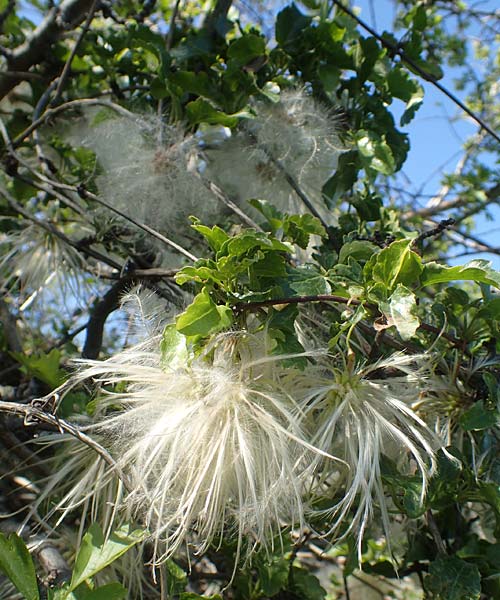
245, 129, 331, 233
207, 180, 263, 230
51, 0, 99, 106
166, 0, 182, 51
13, 99, 135, 147
76, 184, 198, 261
331, 0, 500, 144
0, 400, 132, 493
426, 509, 447, 555
0, 187, 122, 271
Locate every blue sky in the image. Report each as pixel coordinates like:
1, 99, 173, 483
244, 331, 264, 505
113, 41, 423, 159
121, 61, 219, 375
354, 0, 500, 267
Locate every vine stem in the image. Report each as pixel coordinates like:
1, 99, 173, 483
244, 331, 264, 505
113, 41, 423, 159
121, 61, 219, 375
330, 0, 500, 144
0, 400, 132, 493
234, 293, 464, 347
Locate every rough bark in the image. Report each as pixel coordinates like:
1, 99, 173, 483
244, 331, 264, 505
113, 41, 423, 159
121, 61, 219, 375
0, 0, 95, 100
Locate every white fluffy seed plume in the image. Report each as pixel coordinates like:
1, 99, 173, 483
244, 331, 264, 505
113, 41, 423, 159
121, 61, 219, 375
66, 331, 329, 566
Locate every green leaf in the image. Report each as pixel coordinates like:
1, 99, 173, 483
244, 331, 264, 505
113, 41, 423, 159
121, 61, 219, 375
285, 213, 327, 248
81, 583, 128, 600
0, 533, 39, 600
257, 555, 289, 596
227, 34, 266, 65
388, 284, 419, 340
387, 68, 417, 102
168, 70, 219, 101
186, 98, 246, 127
175, 288, 233, 337
69, 524, 144, 591
322, 151, 360, 205
349, 190, 383, 221
13, 348, 66, 388
356, 130, 396, 176
150, 77, 169, 99
338, 240, 377, 264
288, 265, 331, 296
367, 239, 423, 290
425, 556, 481, 600
164, 559, 187, 596
421, 260, 500, 289
160, 324, 188, 367
224, 231, 290, 257
251, 252, 287, 278
400, 88, 424, 126
275, 3, 312, 48
191, 221, 229, 252
459, 401, 499, 431
289, 566, 326, 600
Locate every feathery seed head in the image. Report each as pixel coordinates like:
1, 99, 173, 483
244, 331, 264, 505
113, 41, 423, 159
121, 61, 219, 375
62, 331, 325, 566
0, 221, 88, 308
294, 353, 444, 556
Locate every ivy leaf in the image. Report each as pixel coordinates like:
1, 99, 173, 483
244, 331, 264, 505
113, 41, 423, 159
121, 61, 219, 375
285, 213, 327, 248
349, 189, 383, 221
176, 288, 233, 337
287, 265, 331, 296
0, 533, 39, 600
191, 221, 229, 252
227, 33, 266, 66
425, 556, 481, 600
421, 260, 500, 289
275, 3, 312, 48
322, 151, 360, 205
289, 566, 326, 600
13, 348, 66, 388
366, 239, 422, 290
160, 324, 188, 367
459, 401, 499, 431
257, 555, 289, 596
169, 70, 220, 102
338, 240, 377, 264
400, 88, 424, 126
356, 130, 396, 176
69, 524, 144, 591
387, 284, 419, 340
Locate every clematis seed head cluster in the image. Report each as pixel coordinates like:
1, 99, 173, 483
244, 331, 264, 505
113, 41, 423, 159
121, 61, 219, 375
45, 319, 446, 568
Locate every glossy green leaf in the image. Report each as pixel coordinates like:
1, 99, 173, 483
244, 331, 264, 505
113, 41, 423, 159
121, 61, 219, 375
164, 559, 187, 596
338, 240, 377, 264
421, 260, 500, 288
257, 555, 289, 596
228, 34, 266, 64
69, 524, 144, 591
191, 222, 229, 252
367, 239, 423, 290
0, 533, 39, 600
14, 348, 66, 388
160, 324, 188, 367
175, 288, 233, 337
